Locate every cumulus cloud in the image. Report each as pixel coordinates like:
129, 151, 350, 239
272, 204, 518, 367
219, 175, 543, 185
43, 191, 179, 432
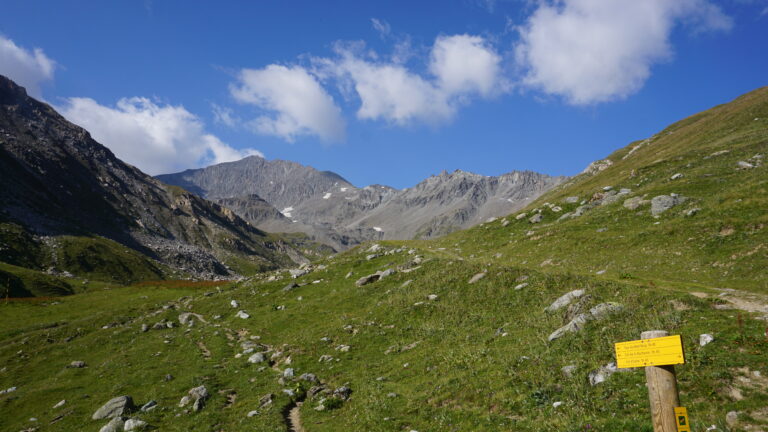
515, 0, 733, 105
211, 103, 239, 127
318, 34, 505, 125
0, 35, 56, 98
430, 35, 506, 97
59, 97, 261, 175
230, 65, 346, 142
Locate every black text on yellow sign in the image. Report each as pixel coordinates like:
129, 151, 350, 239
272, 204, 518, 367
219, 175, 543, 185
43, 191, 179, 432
614, 335, 685, 369
674, 407, 690, 432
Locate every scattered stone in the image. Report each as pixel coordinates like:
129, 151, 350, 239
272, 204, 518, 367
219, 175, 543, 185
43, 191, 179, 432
124, 418, 148, 431
367, 244, 383, 253
595, 270, 606, 275
289, 269, 309, 278
178, 312, 205, 326
259, 393, 274, 407
345, 272, 353, 279
552, 401, 564, 408
300, 373, 318, 383
387, 392, 398, 398
561, 365, 577, 378
283, 368, 295, 378
670, 173, 684, 180
588, 362, 626, 386
623, 196, 649, 210
602, 186, 613, 191
737, 161, 754, 169
548, 303, 624, 341
514, 283, 528, 291
69, 360, 86, 368
529, 213, 543, 224
247, 410, 259, 417
427, 294, 438, 301
685, 208, 701, 217
184, 385, 209, 412
356, 273, 381, 287
248, 353, 266, 364
235, 310, 250, 319
366, 254, 380, 261
318, 355, 334, 362
335, 345, 351, 352
515, 213, 527, 220
163, 374, 174, 382
283, 282, 299, 292
92, 396, 135, 420
545, 290, 585, 312
651, 194, 687, 216
333, 386, 352, 400
699, 334, 715, 346
401, 280, 413, 288
139, 400, 157, 412
564, 196, 579, 203
53, 399, 66, 409
140, 324, 149, 333
596, 227, 607, 233
98, 417, 125, 432
468, 272, 486, 284
230, 300, 239, 308
379, 268, 396, 279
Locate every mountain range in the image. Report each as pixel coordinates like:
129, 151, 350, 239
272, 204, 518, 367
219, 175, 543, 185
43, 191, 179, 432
157, 157, 565, 250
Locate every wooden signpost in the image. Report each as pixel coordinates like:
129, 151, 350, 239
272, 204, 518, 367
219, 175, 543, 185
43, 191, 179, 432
614, 330, 687, 432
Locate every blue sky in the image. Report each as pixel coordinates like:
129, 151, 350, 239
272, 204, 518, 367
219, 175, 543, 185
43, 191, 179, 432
1, 0, 767, 188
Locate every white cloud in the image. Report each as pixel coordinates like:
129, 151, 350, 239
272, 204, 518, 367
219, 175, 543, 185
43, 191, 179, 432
320, 34, 505, 125
515, 0, 733, 105
211, 103, 239, 127
430, 34, 506, 97
371, 18, 391, 38
58, 97, 261, 175
230, 65, 346, 142
0, 35, 56, 98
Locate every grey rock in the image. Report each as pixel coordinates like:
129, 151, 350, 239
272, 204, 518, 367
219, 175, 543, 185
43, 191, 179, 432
53, 399, 66, 409
623, 196, 648, 210
529, 213, 543, 224
548, 302, 623, 341
235, 310, 250, 319
561, 365, 577, 378
92, 396, 135, 420
545, 290, 585, 312
564, 196, 579, 203
178, 312, 204, 326
514, 283, 528, 291
699, 334, 714, 346
334, 386, 352, 400
737, 161, 754, 169
355, 273, 381, 287
588, 362, 619, 386
98, 417, 125, 432
283, 282, 299, 291
685, 208, 701, 217
300, 373, 319, 383
124, 418, 148, 431
651, 194, 687, 216
283, 368, 295, 378
468, 272, 486, 284
139, 400, 157, 412
247, 410, 259, 417
726, 411, 740, 426
670, 173, 684, 180
69, 360, 86, 368
140, 324, 149, 333
289, 269, 309, 278
248, 353, 267, 364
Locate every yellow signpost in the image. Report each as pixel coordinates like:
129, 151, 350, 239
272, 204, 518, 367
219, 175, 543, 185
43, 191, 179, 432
614, 334, 685, 369
674, 407, 691, 432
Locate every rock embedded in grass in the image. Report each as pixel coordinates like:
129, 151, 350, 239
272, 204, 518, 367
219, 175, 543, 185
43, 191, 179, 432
700, 334, 715, 346
124, 418, 148, 430
92, 396, 135, 420
545, 290, 585, 312
651, 194, 687, 216
468, 272, 486, 284
98, 416, 125, 432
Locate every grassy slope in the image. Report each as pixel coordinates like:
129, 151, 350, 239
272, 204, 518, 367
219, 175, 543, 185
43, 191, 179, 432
435, 87, 767, 292
0, 246, 766, 432
0, 89, 766, 432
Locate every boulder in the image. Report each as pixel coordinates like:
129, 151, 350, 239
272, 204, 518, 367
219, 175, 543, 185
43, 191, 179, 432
98, 417, 125, 432
651, 194, 687, 216
545, 290, 585, 313
548, 302, 623, 341
124, 418, 148, 431
529, 213, 543, 224
92, 396, 135, 420
699, 334, 714, 346
355, 274, 380, 287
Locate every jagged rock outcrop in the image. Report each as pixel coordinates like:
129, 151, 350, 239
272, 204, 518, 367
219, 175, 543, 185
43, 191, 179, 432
0, 75, 305, 280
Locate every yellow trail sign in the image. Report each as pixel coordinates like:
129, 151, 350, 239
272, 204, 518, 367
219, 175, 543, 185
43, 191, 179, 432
675, 406, 691, 432
614, 334, 685, 369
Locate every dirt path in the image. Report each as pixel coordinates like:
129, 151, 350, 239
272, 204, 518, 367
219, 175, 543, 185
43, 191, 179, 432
288, 402, 305, 432
713, 288, 768, 318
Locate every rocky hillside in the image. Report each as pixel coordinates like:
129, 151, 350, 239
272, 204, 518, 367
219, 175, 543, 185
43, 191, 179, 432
0, 75, 309, 288
436, 86, 768, 291
158, 158, 564, 250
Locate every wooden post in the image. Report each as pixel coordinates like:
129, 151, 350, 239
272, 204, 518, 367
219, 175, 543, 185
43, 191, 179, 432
642, 330, 681, 432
